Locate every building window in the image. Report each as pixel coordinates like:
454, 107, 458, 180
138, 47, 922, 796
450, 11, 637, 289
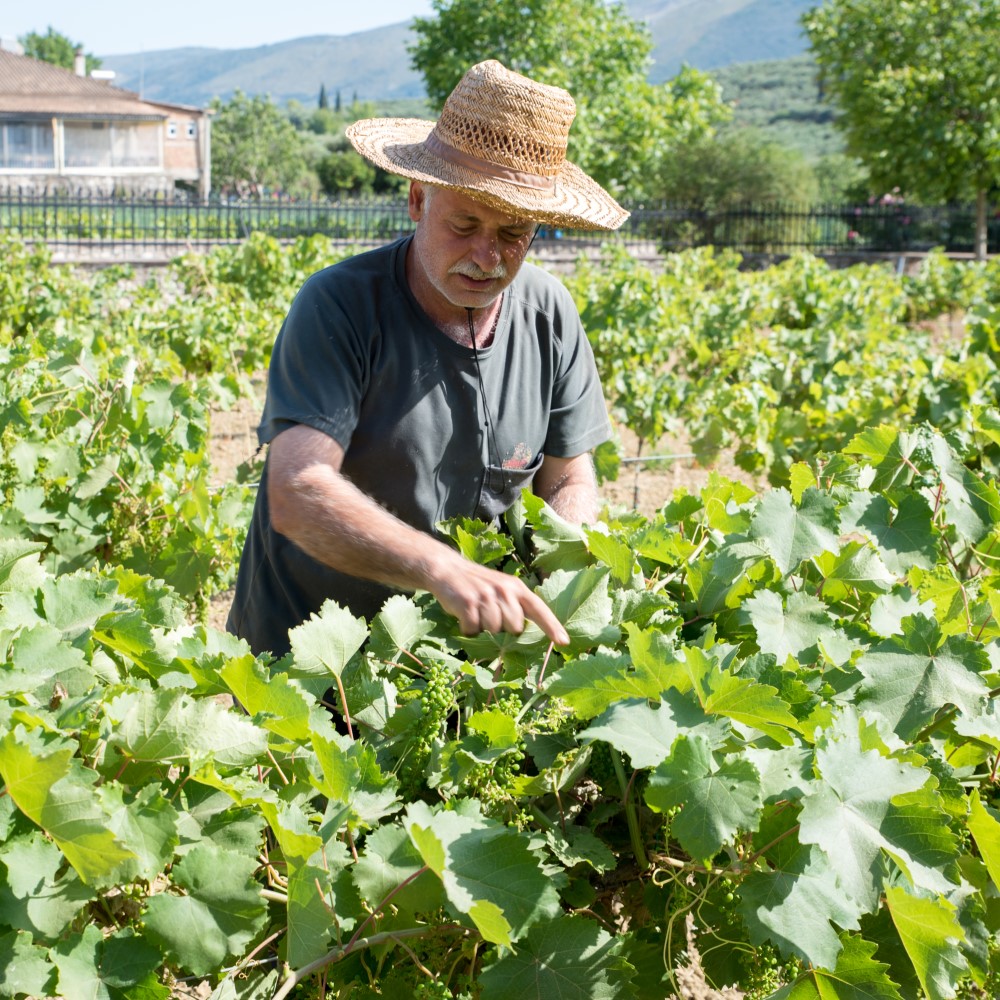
166, 121, 178, 139
64, 121, 160, 169
185, 121, 197, 139
0, 121, 55, 169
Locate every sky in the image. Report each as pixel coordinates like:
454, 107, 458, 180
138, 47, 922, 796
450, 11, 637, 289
1, 0, 435, 56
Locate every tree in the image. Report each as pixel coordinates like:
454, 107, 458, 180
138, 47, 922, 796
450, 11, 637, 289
318, 83, 328, 110
20, 26, 101, 74
409, 0, 731, 201
804, 0, 1000, 260
657, 129, 819, 209
210, 90, 311, 198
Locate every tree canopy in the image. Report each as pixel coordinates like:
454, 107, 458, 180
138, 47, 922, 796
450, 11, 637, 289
19, 26, 101, 75
804, 0, 1000, 259
408, 0, 731, 202
209, 91, 313, 198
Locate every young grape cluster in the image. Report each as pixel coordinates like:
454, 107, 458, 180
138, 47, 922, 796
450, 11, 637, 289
399, 658, 455, 794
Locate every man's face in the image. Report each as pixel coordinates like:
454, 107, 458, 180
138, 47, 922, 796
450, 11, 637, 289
407, 182, 536, 318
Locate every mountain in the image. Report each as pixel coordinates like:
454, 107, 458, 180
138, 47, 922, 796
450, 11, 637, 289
639, 0, 816, 82
100, 23, 423, 108
98, 0, 817, 108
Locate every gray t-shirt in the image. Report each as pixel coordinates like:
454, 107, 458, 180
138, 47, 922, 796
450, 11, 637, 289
228, 236, 611, 657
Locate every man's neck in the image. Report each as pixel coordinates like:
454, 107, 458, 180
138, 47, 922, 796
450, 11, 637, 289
444, 299, 503, 348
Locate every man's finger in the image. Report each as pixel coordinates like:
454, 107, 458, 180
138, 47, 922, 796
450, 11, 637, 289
519, 591, 569, 646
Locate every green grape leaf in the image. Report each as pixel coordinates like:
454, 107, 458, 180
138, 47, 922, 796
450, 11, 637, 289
749, 487, 841, 575
285, 848, 360, 968
142, 844, 269, 977
103, 784, 179, 884
927, 432, 1000, 545
478, 914, 633, 999
103, 688, 269, 772
51, 924, 167, 1000
0, 539, 46, 595
208, 968, 279, 999
856, 615, 990, 740
537, 567, 620, 653
738, 842, 863, 969
582, 693, 727, 770
547, 647, 673, 720
437, 516, 515, 566
645, 734, 762, 861
287, 598, 369, 684
771, 933, 902, 1000
846, 425, 921, 492
0, 727, 133, 886
544, 826, 616, 874
798, 718, 953, 910
584, 528, 636, 584
815, 541, 895, 597
967, 790, 1000, 891
367, 594, 435, 663
702, 668, 801, 745
884, 886, 968, 1000
0, 832, 94, 940
219, 656, 315, 742
868, 590, 936, 638
312, 733, 400, 828
743, 590, 856, 663
0, 929, 56, 999
688, 537, 770, 615
840, 491, 937, 575
405, 802, 560, 945
521, 492, 591, 573
3, 623, 90, 699
352, 822, 445, 917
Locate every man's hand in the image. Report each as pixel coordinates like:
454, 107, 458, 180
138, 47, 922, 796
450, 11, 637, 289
426, 555, 569, 645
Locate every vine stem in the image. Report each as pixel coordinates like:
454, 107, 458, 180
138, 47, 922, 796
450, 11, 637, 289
272, 928, 432, 1000
343, 866, 430, 954
536, 641, 556, 691
332, 673, 354, 740
743, 823, 800, 867
612, 750, 649, 870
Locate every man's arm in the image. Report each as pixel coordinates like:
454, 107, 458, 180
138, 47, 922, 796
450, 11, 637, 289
267, 424, 569, 645
533, 452, 600, 525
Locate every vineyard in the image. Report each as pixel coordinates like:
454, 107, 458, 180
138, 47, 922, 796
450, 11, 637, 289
2, 232, 1000, 999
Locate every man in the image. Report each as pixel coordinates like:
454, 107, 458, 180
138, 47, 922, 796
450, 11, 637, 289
227, 59, 628, 658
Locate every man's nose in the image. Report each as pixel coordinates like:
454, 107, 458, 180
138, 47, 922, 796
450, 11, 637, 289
468, 231, 503, 268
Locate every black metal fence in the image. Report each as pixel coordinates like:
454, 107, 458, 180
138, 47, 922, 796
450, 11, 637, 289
0, 190, 996, 256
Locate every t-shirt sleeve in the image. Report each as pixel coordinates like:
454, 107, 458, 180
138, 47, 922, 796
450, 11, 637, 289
257, 268, 372, 450
542, 285, 612, 458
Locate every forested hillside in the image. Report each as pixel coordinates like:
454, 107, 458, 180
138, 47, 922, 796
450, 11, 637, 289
99, 0, 816, 108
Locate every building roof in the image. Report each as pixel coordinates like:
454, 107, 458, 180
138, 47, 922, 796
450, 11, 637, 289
0, 49, 205, 119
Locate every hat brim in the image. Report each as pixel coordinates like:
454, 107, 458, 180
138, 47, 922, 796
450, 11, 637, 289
346, 118, 629, 232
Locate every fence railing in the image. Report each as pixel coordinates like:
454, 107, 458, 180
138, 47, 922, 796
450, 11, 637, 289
0, 190, 996, 256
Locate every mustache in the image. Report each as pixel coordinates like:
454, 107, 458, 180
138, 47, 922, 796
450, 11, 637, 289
449, 261, 508, 280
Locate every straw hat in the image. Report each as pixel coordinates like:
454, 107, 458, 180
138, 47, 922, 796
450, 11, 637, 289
345, 60, 628, 231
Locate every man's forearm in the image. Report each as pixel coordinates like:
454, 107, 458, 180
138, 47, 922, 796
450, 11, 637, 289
265, 424, 569, 643
534, 452, 600, 525
270, 453, 456, 595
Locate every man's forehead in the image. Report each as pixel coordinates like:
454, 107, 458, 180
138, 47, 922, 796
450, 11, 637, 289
434, 186, 534, 228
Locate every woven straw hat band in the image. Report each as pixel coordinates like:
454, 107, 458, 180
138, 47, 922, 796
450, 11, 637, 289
432, 61, 575, 182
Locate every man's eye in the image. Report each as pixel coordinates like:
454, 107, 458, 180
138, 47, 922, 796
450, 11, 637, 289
501, 229, 532, 242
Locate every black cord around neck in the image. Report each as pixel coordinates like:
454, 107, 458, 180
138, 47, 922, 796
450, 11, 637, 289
466, 307, 507, 495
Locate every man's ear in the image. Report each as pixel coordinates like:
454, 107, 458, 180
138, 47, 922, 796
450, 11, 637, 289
408, 181, 425, 223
